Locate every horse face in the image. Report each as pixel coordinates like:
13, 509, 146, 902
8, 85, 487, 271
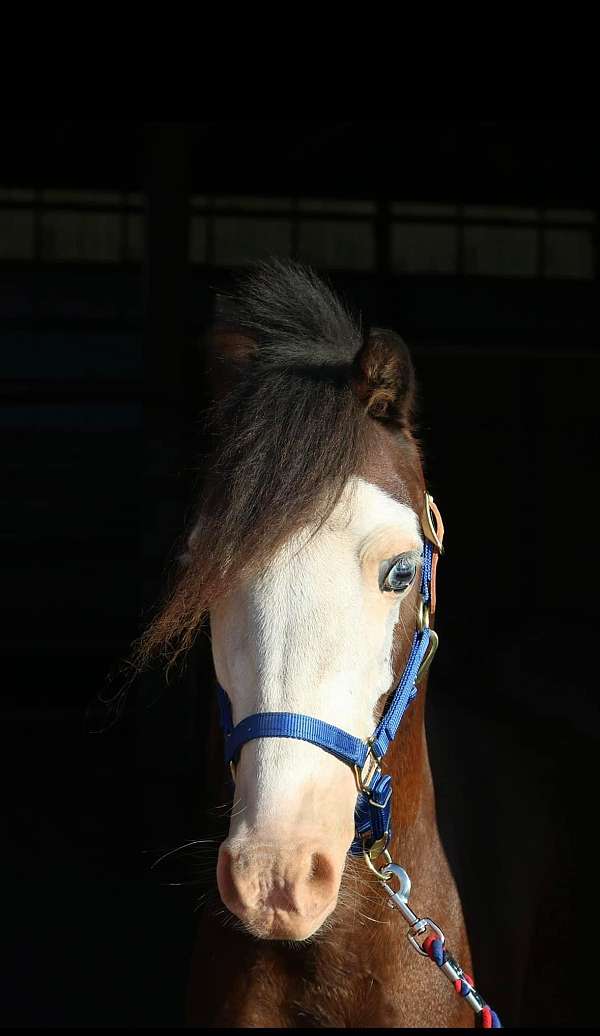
211, 476, 422, 940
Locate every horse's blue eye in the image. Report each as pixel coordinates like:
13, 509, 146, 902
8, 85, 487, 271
381, 556, 417, 594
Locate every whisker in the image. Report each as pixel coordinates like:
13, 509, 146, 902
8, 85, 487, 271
150, 838, 219, 869
209, 796, 243, 816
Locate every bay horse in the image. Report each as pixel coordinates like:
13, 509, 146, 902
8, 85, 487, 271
137, 260, 482, 1028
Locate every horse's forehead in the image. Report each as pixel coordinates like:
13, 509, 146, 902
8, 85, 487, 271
252, 477, 421, 601
303, 477, 420, 552
340, 477, 418, 535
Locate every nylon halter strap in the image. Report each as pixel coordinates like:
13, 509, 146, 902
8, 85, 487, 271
216, 491, 444, 858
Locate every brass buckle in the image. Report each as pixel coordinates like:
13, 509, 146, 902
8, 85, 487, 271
416, 628, 439, 682
416, 595, 439, 682
417, 596, 430, 632
421, 492, 444, 553
353, 737, 382, 795
361, 832, 393, 880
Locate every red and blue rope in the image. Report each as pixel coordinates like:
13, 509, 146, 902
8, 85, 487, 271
422, 934, 501, 1028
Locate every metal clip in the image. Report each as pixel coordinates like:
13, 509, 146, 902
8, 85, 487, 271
380, 862, 412, 900
407, 917, 446, 957
368, 853, 497, 1022
379, 862, 446, 956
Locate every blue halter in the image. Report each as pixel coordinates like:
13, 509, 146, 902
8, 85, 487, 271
216, 510, 440, 858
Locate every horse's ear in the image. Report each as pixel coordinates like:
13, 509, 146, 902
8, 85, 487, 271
351, 328, 415, 428
203, 291, 259, 396
211, 328, 258, 366
204, 322, 258, 398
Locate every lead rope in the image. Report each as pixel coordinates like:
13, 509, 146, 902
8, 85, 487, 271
360, 495, 501, 1028
364, 857, 501, 1027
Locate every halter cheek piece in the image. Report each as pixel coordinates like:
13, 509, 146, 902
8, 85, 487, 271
216, 492, 444, 859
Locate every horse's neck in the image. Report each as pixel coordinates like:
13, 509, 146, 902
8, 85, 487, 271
388, 690, 436, 836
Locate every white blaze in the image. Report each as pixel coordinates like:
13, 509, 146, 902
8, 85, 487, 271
210, 477, 422, 841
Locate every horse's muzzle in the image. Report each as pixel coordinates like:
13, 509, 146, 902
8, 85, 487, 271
217, 838, 341, 940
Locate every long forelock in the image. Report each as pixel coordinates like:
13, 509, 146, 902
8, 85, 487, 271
134, 261, 369, 668
216, 258, 362, 369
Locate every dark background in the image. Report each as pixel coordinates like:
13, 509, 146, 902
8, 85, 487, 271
3, 121, 599, 1027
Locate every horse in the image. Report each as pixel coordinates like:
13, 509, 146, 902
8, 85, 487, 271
137, 259, 488, 1028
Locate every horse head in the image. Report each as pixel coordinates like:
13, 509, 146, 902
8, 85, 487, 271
140, 260, 429, 941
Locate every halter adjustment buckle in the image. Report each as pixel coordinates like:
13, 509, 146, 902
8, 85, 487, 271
416, 628, 439, 683
415, 595, 439, 683
353, 736, 383, 795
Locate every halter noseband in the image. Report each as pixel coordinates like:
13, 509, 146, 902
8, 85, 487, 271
216, 492, 444, 858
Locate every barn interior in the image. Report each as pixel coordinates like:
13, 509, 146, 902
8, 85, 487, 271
3, 121, 598, 1027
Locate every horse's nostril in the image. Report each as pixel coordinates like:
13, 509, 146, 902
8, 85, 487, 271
308, 851, 335, 890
